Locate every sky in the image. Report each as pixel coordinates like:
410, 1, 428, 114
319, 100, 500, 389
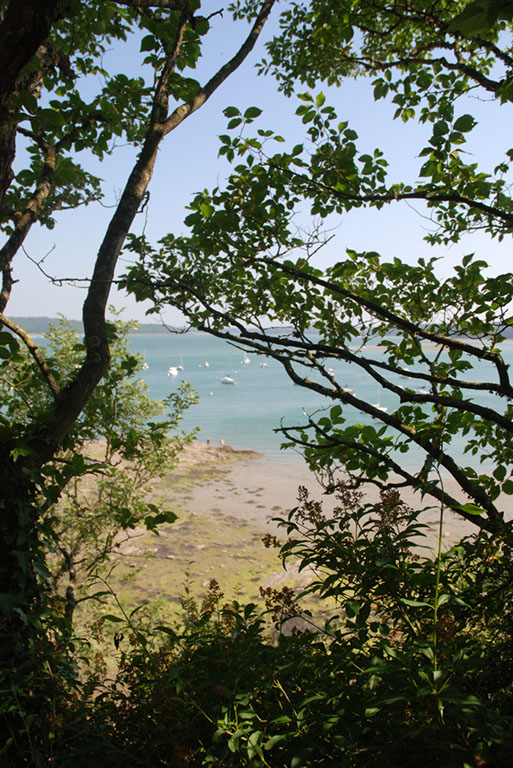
7, 1, 513, 325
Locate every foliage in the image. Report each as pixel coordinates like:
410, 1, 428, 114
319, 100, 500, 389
0, 313, 197, 763
0, 0, 276, 758
123, 0, 513, 536
43, 314, 198, 623
21, 490, 513, 767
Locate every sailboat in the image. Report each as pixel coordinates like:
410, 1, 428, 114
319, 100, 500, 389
372, 385, 388, 413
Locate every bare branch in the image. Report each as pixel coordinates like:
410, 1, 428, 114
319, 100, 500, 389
0, 145, 57, 275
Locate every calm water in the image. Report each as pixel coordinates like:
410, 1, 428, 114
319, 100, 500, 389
131, 332, 336, 460
129, 332, 512, 467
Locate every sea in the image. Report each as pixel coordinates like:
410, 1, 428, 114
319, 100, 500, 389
129, 332, 512, 468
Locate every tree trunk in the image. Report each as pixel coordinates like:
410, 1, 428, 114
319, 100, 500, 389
0, 0, 65, 204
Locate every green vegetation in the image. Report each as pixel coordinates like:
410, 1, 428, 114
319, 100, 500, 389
53, 491, 513, 767
0, 1, 276, 761
0, 313, 198, 761
125, 0, 513, 537
2, 1, 513, 766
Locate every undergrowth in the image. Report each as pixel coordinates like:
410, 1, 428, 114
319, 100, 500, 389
2, 485, 513, 767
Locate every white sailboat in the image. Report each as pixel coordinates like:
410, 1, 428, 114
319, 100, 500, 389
372, 385, 388, 413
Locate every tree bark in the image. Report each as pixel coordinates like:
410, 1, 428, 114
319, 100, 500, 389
0, 0, 65, 205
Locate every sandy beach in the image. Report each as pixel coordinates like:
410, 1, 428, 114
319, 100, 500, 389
163, 441, 483, 540
111, 441, 486, 612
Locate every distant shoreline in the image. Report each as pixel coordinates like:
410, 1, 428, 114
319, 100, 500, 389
9, 317, 513, 341
9, 316, 180, 335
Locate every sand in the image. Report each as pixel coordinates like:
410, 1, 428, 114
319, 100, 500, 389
108, 441, 490, 613
162, 441, 481, 545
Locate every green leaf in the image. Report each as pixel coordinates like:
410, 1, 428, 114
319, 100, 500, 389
195, 17, 210, 35
493, 465, 507, 482
144, 510, 178, 531
453, 114, 476, 133
200, 203, 214, 218
399, 598, 433, 609
455, 503, 486, 515
502, 479, 513, 495
244, 106, 262, 119
448, 0, 512, 36
291, 750, 314, 768
140, 34, 156, 52
265, 734, 289, 750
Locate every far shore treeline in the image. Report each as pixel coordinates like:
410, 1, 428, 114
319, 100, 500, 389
13, 317, 513, 339
10, 316, 175, 335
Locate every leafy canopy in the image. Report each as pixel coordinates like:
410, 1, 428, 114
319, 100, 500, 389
123, 0, 513, 535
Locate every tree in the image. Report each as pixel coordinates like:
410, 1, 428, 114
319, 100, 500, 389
0, 0, 277, 649
123, 0, 513, 536
0, 311, 198, 761
0, 6, 283, 759
29, 315, 196, 626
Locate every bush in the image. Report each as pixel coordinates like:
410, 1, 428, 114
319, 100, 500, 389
47, 487, 513, 767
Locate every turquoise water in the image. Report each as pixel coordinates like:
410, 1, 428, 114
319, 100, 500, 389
131, 332, 337, 460
129, 332, 512, 466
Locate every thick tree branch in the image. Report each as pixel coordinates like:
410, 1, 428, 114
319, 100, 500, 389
0, 266, 13, 313
0, 1, 65, 99
41, 16, 191, 453
0, 0, 66, 204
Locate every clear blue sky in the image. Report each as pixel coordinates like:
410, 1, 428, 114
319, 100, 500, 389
8, 3, 513, 325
